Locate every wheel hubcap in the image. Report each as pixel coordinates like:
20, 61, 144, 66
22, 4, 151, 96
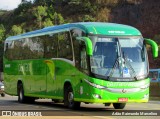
19, 90, 23, 100
68, 92, 73, 103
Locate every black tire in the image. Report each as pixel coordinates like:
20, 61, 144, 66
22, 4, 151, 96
18, 83, 35, 103
64, 86, 80, 109
1, 93, 5, 97
113, 103, 126, 109
18, 83, 26, 103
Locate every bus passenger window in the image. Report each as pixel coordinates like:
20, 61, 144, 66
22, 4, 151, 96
4, 41, 13, 60
44, 34, 58, 58
80, 42, 89, 74
58, 31, 73, 61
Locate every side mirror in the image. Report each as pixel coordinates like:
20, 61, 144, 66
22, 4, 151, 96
144, 38, 158, 58
76, 37, 93, 56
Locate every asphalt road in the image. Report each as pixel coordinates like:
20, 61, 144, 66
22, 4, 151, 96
0, 95, 160, 119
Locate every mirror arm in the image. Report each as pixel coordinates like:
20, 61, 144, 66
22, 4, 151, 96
144, 38, 158, 58
76, 37, 93, 56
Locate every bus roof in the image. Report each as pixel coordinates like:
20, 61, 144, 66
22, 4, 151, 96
6, 22, 142, 41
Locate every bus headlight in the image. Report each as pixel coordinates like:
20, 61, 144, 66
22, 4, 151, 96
0, 85, 4, 90
140, 84, 149, 89
84, 79, 106, 89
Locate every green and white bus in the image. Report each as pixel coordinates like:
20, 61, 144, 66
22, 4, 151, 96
3, 22, 158, 109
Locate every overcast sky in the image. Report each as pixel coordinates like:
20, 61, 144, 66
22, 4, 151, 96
0, 0, 33, 10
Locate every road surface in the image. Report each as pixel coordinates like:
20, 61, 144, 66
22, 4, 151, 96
0, 95, 160, 119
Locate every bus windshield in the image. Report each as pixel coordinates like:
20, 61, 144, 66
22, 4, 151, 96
89, 36, 148, 81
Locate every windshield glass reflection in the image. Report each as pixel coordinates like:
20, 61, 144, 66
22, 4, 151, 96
89, 36, 148, 81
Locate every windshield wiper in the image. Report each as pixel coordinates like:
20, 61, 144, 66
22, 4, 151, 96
106, 56, 120, 80
106, 38, 138, 80
122, 52, 138, 80
106, 38, 122, 80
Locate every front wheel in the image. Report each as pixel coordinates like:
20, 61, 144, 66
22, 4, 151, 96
64, 86, 80, 109
113, 103, 126, 109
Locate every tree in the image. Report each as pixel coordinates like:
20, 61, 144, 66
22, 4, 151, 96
33, 6, 47, 28
83, 15, 95, 22
43, 18, 53, 27
33, 0, 47, 6
52, 12, 65, 25
0, 24, 6, 42
10, 25, 23, 36
0, 24, 5, 72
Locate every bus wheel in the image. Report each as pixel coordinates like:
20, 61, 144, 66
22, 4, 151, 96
18, 84, 26, 103
113, 103, 126, 109
1, 93, 5, 97
64, 86, 80, 109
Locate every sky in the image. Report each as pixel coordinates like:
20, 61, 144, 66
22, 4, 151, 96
0, 0, 33, 10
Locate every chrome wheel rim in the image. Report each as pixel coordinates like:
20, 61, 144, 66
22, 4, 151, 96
68, 92, 73, 104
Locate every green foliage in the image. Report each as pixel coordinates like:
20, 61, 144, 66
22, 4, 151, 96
33, 0, 47, 6
14, 1, 32, 15
0, 24, 5, 41
9, 25, 23, 36
43, 18, 53, 27
0, 10, 7, 16
33, 6, 47, 28
83, 15, 95, 22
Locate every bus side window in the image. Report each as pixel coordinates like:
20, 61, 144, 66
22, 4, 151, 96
12, 40, 23, 60
28, 37, 44, 59
80, 41, 89, 74
4, 42, 12, 60
71, 28, 86, 68
5, 43, 8, 51
73, 39, 81, 68
58, 31, 73, 61
80, 42, 87, 72
44, 34, 58, 58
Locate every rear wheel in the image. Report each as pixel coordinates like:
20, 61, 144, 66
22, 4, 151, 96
18, 83, 35, 103
64, 86, 80, 109
113, 103, 126, 109
1, 93, 5, 97
18, 83, 26, 103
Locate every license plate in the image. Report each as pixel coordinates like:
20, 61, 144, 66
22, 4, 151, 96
118, 98, 128, 102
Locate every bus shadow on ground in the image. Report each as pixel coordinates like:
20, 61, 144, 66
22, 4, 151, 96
1, 100, 119, 116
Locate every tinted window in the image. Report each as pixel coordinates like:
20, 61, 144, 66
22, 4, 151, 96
5, 31, 75, 60
58, 31, 73, 61
71, 28, 86, 68
5, 41, 14, 60
44, 34, 58, 58
28, 37, 44, 59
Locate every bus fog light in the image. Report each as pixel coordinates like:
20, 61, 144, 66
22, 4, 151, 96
93, 94, 101, 99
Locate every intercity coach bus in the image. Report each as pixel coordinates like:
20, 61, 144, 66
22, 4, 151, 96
3, 22, 158, 109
